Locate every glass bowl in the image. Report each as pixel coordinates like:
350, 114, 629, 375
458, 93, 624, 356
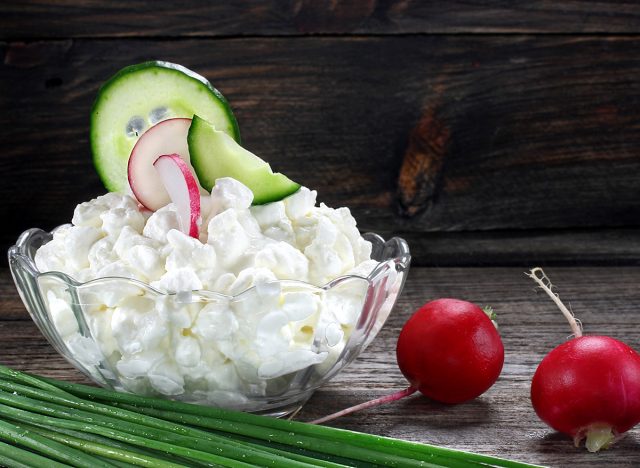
8, 227, 410, 416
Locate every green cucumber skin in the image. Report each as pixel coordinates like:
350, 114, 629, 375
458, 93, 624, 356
90, 61, 241, 192
250, 181, 302, 205
188, 116, 300, 205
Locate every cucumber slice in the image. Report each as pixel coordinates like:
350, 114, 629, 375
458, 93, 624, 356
188, 115, 300, 205
91, 61, 240, 192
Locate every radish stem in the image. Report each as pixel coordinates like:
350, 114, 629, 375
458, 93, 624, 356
310, 386, 418, 425
526, 268, 582, 338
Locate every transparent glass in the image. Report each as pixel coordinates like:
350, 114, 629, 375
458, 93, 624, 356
8, 227, 410, 416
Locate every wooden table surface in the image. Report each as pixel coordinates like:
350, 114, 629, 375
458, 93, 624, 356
2, 265, 639, 467
3, 2, 640, 467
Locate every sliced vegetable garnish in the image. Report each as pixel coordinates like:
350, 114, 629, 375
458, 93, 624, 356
91, 61, 240, 193
127, 117, 196, 211
188, 115, 300, 205
153, 153, 201, 238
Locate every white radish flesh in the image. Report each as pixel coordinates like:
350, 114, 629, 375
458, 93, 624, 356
153, 154, 201, 238
128, 118, 203, 211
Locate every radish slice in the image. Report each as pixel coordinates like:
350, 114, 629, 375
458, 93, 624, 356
153, 154, 201, 238
128, 118, 203, 211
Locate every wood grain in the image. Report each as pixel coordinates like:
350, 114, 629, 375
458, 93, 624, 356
2, 36, 640, 265
1, 2, 639, 466
2, 1, 640, 38
298, 266, 640, 467
389, 227, 640, 267
2, 266, 639, 466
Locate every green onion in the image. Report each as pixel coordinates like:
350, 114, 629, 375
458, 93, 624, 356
0, 419, 113, 468
0, 364, 543, 468
0, 454, 33, 468
114, 404, 453, 468
0, 364, 73, 397
25, 424, 203, 467
0, 399, 255, 468
0, 381, 314, 467
41, 377, 535, 468
0, 439, 70, 468
21, 423, 186, 468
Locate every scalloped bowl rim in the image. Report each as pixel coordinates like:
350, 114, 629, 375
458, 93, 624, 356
9, 226, 412, 299
8, 225, 412, 415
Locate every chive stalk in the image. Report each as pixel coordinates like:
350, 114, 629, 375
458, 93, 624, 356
0, 364, 543, 468
41, 377, 536, 468
116, 404, 455, 468
0, 401, 254, 468
0, 455, 33, 468
0, 419, 113, 468
0, 382, 314, 468
0, 439, 71, 468
23, 423, 185, 468
26, 424, 205, 467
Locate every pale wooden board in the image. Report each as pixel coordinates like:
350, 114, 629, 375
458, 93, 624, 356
2, 266, 639, 466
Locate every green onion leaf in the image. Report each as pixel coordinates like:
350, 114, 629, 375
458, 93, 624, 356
0, 363, 543, 468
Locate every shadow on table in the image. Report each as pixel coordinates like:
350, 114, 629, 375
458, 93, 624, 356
533, 429, 640, 454
399, 394, 496, 429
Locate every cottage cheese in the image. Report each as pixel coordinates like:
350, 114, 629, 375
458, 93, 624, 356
35, 178, 381, 406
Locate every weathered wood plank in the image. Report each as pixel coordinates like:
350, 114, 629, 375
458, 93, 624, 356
2, 266, 639, 466
297, 266, 640, 467
390, 228, 640, 267
2, 36, 640, 265
0, 270, 29, 321
3, 1, 640, 38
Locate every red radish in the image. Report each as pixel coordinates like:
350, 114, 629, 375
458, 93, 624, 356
527, 267, 640, 452
128, 118, 203, 211
396, 298, 504, 404
312, 299, 504, 424
153, 154, 201, 238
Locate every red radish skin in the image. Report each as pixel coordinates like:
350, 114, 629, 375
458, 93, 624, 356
311, 299, 504, 424
527, 268, 640, 452
128, 118, 203, 211
531, 336, 640, 450
396, 299, 504, 404
153, 154, 201, 238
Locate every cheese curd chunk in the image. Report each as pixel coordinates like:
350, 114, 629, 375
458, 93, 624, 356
34, 178, 378, 405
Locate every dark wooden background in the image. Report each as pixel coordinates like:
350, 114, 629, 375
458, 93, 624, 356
2, 1, 640, 267
2, 2, 640, 467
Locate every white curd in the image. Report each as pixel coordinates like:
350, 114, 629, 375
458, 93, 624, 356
35, 179, 380, 405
